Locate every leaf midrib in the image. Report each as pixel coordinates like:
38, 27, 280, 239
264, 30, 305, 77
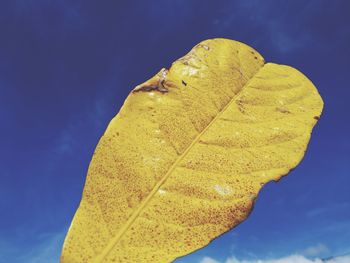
94, 63, 265, 263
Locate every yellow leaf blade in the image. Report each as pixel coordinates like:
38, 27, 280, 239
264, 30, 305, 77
60, 38, 323, 263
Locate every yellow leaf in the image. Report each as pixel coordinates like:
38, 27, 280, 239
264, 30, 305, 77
60, 38, 323, 263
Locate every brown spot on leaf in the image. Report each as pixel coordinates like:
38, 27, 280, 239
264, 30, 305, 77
198, 44, 210, 50
132, 68, 169, 93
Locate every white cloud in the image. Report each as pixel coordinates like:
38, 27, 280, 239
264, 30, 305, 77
227, 255, 323, 263
327, 255, 350, 263
200, 254, 350, 263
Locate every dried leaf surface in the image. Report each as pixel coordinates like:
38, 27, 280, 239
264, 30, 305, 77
61, 38, 323, 263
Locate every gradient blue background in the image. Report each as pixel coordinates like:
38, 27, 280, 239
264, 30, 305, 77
1, 1, 349, 262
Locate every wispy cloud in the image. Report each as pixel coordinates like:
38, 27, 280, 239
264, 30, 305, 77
200, 254, 350, 263
201, 257, 223, 263
0, 230, 65, 263
199, 244, 348, 263
302, 244, 330, 257
23, 231, 65, 263
306, 203, 350, 218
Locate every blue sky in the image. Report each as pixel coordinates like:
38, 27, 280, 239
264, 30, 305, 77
1, 1, 350, 262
